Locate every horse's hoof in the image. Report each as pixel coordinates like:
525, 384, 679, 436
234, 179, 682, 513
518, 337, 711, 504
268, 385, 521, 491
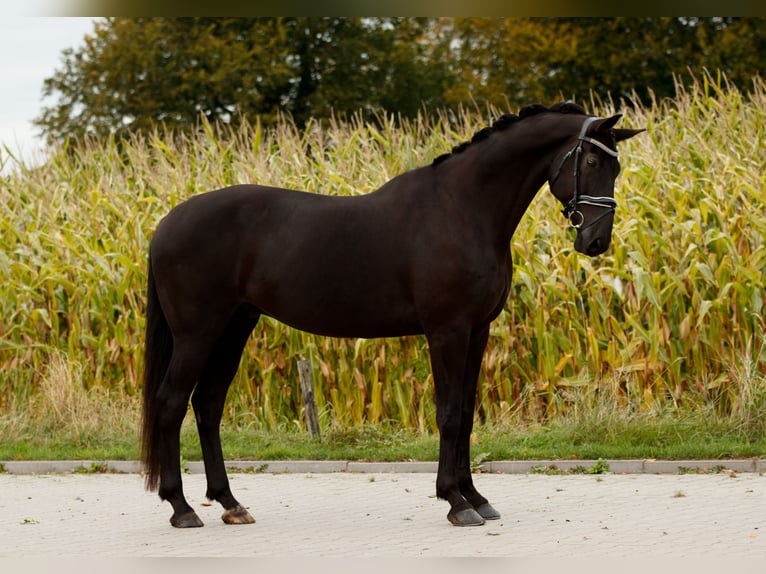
170, 511, 204, 528
222, 505, 255, 525
448, 507, 486, 527
475, 503, 501, 520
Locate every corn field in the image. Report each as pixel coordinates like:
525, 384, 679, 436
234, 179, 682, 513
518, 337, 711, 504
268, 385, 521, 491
1, 73, 764, 433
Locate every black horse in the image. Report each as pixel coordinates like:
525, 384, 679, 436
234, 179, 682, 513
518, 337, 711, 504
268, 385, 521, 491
141, 102, 643, 528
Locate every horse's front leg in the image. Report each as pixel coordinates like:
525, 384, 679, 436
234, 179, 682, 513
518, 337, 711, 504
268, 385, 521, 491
456, 325, 501, 521
427, 325, 486, 527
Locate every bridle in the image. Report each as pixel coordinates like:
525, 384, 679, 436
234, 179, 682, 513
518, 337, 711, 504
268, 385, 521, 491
550, 116, 619, 230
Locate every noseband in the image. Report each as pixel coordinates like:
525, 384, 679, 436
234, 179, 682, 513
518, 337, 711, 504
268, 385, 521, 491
550, 116, 618, 230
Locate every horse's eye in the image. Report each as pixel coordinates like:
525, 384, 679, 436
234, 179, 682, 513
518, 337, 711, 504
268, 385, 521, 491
586, 157, 597, 167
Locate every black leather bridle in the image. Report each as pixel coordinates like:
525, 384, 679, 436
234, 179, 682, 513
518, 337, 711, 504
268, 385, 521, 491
550, 116, 619, 230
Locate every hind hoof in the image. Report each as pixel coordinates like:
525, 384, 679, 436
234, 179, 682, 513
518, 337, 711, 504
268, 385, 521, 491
170, 510, 204, 528
475, 503, 501, 520
448, 507, 486, 527
222, 505, 255, 525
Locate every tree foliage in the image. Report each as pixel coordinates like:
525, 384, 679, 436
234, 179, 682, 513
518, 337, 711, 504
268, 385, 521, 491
36, 17, 766, 145
436, 17, 766, 109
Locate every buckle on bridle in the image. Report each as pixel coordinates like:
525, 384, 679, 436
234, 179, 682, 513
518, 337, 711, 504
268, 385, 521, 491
568, 209, 585, 229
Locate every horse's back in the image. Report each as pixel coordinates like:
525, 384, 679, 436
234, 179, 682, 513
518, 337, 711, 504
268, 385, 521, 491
150, 184, 426, 338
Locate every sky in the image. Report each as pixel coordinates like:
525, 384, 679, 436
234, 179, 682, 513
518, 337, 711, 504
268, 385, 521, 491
0, 17, 98, 171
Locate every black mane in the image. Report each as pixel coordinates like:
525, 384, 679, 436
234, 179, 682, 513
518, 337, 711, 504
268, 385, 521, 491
432, 101, 586, 166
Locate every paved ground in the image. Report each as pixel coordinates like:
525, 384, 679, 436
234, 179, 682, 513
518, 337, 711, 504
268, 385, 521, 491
1, 468, 764, 558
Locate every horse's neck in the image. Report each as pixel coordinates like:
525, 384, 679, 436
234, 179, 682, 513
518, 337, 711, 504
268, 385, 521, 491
447, 135, 559, 250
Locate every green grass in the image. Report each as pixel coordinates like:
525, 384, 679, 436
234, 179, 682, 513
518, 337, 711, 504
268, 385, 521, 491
1, 397, 763, 462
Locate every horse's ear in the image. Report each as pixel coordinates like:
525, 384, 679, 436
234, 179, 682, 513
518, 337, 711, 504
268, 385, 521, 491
592, 113, 622, 133
589, 114, 645, 144
593, 113, 646, 142
613, 128, 646, 142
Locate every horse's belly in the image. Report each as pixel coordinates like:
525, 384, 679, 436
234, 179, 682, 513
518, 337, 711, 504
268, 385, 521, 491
244, 269, 422, 338
260, 299, 423, 339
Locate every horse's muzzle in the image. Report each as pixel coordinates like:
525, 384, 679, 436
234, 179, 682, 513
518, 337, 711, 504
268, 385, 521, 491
575, 232, 611, 257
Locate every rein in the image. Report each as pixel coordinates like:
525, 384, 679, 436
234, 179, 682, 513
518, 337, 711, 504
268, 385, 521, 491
550, 116, 618, 230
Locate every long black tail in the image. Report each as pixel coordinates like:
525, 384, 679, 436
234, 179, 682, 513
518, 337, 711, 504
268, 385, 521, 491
140, 255, 173, 492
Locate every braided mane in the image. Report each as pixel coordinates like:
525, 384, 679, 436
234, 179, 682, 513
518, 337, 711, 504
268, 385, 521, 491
432, 101, 586, 166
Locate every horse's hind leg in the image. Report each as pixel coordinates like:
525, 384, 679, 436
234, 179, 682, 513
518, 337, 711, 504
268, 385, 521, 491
191, 311, 258, 525
155, 339, 212, 527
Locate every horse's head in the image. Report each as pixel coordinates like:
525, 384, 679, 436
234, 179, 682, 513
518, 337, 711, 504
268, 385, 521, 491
548, 114, 644, 256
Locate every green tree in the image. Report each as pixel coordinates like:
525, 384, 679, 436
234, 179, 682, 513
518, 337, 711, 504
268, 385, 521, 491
37, 18, 294, 143
275, 17, 449, 123
437, 18, 573, 108
35, 17, 452, 145
36, 17, 766, 146
534, 18, 766, 104
437, 17, 766, 110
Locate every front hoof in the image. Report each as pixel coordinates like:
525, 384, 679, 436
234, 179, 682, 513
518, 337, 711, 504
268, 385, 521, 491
475, 503, 501, 520
170, 511, 204, 528
447, 507, 486, 527
222, 505, 255, 525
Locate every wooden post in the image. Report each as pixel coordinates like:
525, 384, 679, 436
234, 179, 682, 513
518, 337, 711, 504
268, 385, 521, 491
297, 359, 321, 439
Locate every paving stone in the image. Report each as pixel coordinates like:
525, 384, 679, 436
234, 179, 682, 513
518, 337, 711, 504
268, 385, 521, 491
0, 472, 764, 557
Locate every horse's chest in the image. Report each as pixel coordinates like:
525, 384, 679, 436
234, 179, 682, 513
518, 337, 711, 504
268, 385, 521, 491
483, 263, 512, 320
458, 256, 512, 323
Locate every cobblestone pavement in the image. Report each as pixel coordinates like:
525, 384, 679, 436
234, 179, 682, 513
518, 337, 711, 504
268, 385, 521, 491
1, 470, 765, 558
